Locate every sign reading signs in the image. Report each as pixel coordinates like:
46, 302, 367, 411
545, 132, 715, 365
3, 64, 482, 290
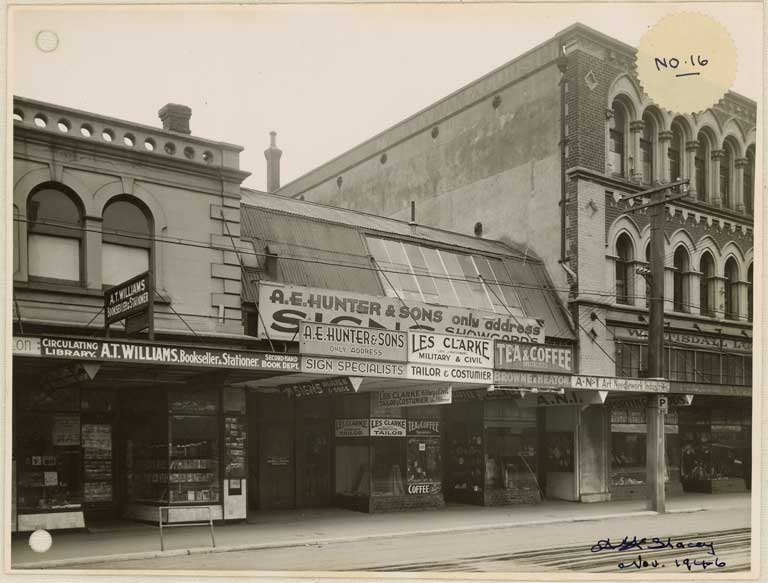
258, 282, 544, 343
104, 272, 151, 326
495, 341, 574, 374
376, 387, 452, 409
370, 418, 406, 437
299, 322, 407, 361
280, 377, 360, 399
335, 419, 370, 438
13, 336, 299, 373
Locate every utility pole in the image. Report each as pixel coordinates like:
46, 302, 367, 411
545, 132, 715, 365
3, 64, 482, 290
622, 178, 689, 513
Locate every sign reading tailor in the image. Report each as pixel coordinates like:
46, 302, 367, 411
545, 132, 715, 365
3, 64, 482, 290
495, 341, 574, 373
13, 336, 299, 372
370, 418, 406, 437
104, 271, 151, 325
377, 387, 452, 409
335, 419, 370, 438
301, 356, 406, 378
300, 322, 407, 361
258, 282, 544, 343
280, 377, 357, 399
408, 364, 492, 383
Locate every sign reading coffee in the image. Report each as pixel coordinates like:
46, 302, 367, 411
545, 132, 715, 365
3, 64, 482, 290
495, 341, 574, 373
258, 282, 545, 343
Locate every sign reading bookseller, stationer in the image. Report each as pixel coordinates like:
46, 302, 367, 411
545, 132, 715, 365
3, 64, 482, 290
299, 322, 407, 362
104, 271, 152, 335
259, 282, 545, 343
406, 331, 493, 384
495, 341, 574, 374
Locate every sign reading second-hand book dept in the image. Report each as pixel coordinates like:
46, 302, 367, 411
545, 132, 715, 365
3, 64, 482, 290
495, 341, 574, 374
258, 282, 545, 343
299, 322, 407, 362
406, 331, 493, 383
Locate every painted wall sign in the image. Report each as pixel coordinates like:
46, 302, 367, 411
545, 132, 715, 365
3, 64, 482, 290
570, 375, 670, 393
407, 420, 441, 436
408, 332, 493, 369
258, 282, 545, 343
299, 322, 407, 362
280, 376, 359, 398
613, 325, 752, 353
408, 364, 492, 384
301, 357, 406, 378
104, 271, 151, 325
493, 370, 572, 389
12, 336, 299, 372
494, 341, 574, 373
370, 418, 406, 437
334, 419, 370, 438
377, 388, 452, 409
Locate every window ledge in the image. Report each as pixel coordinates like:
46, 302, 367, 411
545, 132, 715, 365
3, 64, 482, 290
15, 280, 170, 304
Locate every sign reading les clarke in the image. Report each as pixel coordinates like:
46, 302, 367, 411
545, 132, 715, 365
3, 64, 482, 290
407, 332, 493, 383
104, 271, 151, 325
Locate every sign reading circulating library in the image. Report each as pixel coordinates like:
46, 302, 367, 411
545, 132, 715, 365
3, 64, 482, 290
300, 322, 407, 362
13, 336, 299, 373
370, 418, 406, 437
495, 341, 574, 374
258, 282, 545, 343
301, 357, 405, 378
104, 271, 151, 326
376, 387, 452, 409
280, 376, 362, 398
335, 419, 370, 438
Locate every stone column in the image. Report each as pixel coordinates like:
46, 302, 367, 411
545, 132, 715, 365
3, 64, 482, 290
685, 140, 700, 199
734, 157, 748, 213
629, 120, 645, 183
658, 130, 673, 183
84, 216, 103, 290
710, 149, 724, 207
689, 270, 702, 316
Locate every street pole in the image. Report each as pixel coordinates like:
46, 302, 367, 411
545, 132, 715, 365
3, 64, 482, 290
622, 178, 688, 514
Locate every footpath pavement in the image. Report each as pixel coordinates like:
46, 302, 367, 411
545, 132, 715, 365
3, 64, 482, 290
10, 492, 750, 570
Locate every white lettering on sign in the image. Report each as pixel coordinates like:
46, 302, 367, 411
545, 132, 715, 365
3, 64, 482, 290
377, 388, 451, 408
407, 364, 493, 384
370, 418, 406, 437
301, 357, 406, 378
494, 341, 574, 373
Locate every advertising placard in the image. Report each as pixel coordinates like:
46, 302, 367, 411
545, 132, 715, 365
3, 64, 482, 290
492, 370, 572, 389
407, 483, 442, 495
407, 420, 441, 436
258, 282, 544, 343
495, 341, 574, 373
299, 322, 407, 362
608, 395, 694, 409
370, 418, 406, 437
408, 332, 493, 368
335, 419, 370, 438
301, 356, 406, 378
104, 271, 151, 325
516, 390, 607, 407
280, 377, 358, 398
377, 387, 452, 409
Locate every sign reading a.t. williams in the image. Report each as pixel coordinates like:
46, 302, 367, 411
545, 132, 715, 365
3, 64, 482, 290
104, 272, 151, 326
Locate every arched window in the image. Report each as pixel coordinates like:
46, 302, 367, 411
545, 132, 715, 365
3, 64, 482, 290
673, 246, 690, 313
747, 263, 753, 321
615, 233, 634, 305
699, 252, 715, 316
668, 119, 686, 182
609, 100, 628, 177
744, 145, 755, 215
721, 139, 737, 209
102, 197, 153, 286
640, 113, 655, 184
695, 132, 710, 202
724, 257, 739, 319
27, 185, 84, 282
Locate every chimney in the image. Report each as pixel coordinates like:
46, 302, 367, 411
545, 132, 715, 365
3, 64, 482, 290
264, 131, 283, 193
408, 201, 417, 226
158, 103, 192, 134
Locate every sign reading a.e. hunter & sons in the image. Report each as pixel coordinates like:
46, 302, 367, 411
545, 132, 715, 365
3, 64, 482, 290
104, 271, 151, 327
258, 282, 545, 343
495, 341, 574, 374
299, 322, 407, 362
407, 331, 493, 384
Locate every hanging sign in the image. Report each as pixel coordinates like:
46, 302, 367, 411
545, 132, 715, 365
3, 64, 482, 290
370, 418, 406, 437
280, 376, 362, 398
335, 419, 370, 438
377, 387, 452, 409
299, 322, 407, 362
608, 395, 694, 409
258, 282, 544, 343
104, 271, 151, 327
495, 341, 574, 373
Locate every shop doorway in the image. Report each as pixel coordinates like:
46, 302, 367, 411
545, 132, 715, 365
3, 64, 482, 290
249, 394, 295, 510
295, 398, 332, 508
81, 390, 119, 521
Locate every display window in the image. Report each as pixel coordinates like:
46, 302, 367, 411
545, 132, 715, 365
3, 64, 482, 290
125, 411, 168, 504
544, 431, 573, 473
444, 415, 484, 496
335, 443, 370, 496
371, 439, 405, 496
485, 425, 538, 490
406, 437, 441, 494
169, 415, 221, 503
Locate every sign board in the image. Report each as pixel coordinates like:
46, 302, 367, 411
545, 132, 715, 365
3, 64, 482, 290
258, 282, 545, 343
280, 376, 361, 399
657, 395, 669, 414
407, 420, 441, 436
408, 332, 493, 369
494, 341, 574, 373
612, 325, 752, 353
370, 418, 406, 437
608, 395, 694, 409
376, 387, 452, 409
335, 419, 370, 438
299, 322, 407, 362
13, 336, 299, 373
12, 336, 40, 356
570, 375, 670, 393
301, 356, 405, 378
408, 363, 492, 384
407, 483, 442, 495
104, 271, 151, 326
516, 390, 607, 407
493, 370, 572, 389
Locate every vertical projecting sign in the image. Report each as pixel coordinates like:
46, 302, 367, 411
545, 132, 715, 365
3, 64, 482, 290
104, 271, 154, 338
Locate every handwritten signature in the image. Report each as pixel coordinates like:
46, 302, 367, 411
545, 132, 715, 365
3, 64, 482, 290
591, 536, 727, 571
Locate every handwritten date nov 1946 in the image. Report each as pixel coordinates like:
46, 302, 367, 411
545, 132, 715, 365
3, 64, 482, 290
591, 536, 726, 571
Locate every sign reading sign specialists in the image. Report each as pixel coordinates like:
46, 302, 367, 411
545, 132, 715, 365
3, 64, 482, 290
409, 332, 493, 368
301, 357, 406, 378
370, 418, 406, 437
258, 282, 544, 343
495, 341, 574, 373
13, 336, 299, 372
300, 322, 407, 361
335, 419, 370, 437
377, 387, 452, 409
104, 271, 151, 325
